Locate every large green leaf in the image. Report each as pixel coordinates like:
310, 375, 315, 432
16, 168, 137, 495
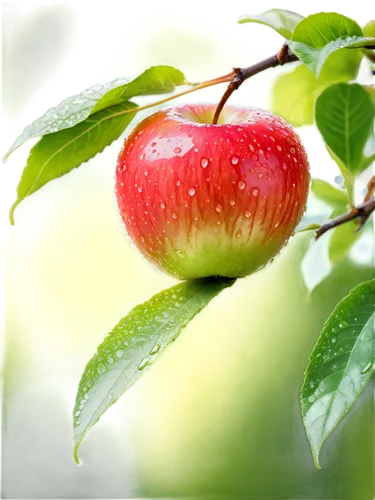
289, 37, 374, 78
291, 12, 362, 47
315, 83, 375, 174
9, 101, 138, 224
2, 2, 78, 125
301, 279, 375, 468
238, 9, 303, 39
3, 66, 186, 161
73, 277, 235, 464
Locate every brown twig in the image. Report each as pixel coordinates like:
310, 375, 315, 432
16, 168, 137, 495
315, 197, 375, 240
212, 44, 298, 124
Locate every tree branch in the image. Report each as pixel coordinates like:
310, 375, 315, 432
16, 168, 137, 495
212, 44, 298, 125
315, 197, 375, 240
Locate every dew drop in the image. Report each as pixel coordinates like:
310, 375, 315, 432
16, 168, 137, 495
230, 200, 236, 206
308, 395, 316, 403
282, 163, 287, 170
97, 364, 107, 374
257, 172, 263, 179
249, 144, 255, 152
160, 202, 165, 209
137, 358, 149, 371
137, 186, 143, 193
236, 229, 242, 238
174, 146, 181, 154
252, 188, 259, 196
150, 344, 161, 355
277, 145, 282, 152
175, 179, 181, 187
86, 379, 93, 387
274, 221, 280, 228
194, 147, 199, 153
200, 157, 209, 168
172, 212, 178, 219
231, 156, 239, 165
238, 180, 246, 190
290, 147, 296, 154
151, 142, 157, 147
215, 204, 222, 213
339, 320, 349, 329
188, 187, 196, 196
331, 337, 337, 343
361, 362, 372, 374
176, 250, 186, 259
116, 350, 124, 358
245, 210, 251, 218
143, 170, 149, 177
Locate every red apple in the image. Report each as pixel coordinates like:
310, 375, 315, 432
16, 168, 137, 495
116, 103, 310, 279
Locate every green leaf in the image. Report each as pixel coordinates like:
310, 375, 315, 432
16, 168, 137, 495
238, 9, 304, 39
290, 36, 375, 78
300, 232, 333, 293
292, 13, 362, 47
2, 2, 79, 125
3, 66, 186, 161
9, 101, 137, 224
91, 66, 186, 114
73, 277, 235, 464
271, 65, 318, 126
301, 279, 375, 468
315, 83, 375, 174
310, 177, 347, 208
328, 221, 361, 265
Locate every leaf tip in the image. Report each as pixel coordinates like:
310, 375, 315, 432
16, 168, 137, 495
9, 200, 18, 226
73, 443, 83, 466
313, 451, 322, 469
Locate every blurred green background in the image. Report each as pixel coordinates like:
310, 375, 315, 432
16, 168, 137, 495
1, 1, 374, 498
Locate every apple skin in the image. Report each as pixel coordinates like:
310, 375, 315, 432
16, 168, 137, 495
116, 104, 310, 279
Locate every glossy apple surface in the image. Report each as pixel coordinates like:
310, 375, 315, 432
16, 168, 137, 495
116, 104, 310, 279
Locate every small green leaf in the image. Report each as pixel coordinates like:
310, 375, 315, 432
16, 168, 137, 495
328, 221, 361, 265
10, 101, 137, 224
301, 279, 375, 468
292, 13, 362, 47
238, 9, 304, 39
73, 277, 235, 464
289, 36, 375, 77
300, 232, 333, 293
91, 66, 186, 114
311, 179, 348, 208
2, 2, 79, 125
315, 83, 375, 174
3, 66, 186, 161
271, 65, 318, 126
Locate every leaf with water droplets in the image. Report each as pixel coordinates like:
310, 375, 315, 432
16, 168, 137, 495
9, 101, 138, 224
4, 65, 186, 161
73, 277, 235, 464
238, 9, 304, 39
301, 279, 375, 468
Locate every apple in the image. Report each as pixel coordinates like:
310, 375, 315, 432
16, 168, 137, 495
116, 103, 310, 279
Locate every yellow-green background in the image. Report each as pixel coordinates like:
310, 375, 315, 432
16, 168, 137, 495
1, 1, 374, 498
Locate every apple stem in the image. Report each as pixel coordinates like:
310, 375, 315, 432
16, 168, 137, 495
212, 44, 298, 125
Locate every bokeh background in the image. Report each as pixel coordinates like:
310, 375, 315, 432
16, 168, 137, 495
1, 1, 374, 498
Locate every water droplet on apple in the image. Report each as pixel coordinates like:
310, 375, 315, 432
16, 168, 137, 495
215, 204, 222, 213
176, 250, 186, 258
160, 202, 165, 209
201, 157, 208, 168
245, 210, 251, 218
251, 154, 258, 161
188, 188, 196, 196
274, 221, 280, 228
282, 163, 287, 170
249, 144, 255, 152
290, 147, 296, 154
277, 145, 282, 151
230, 156, 239, 165
238, 180, 246, 190
143, 170, 148, 177
230, 200, 236, 206
175, 180, 181, 186
151, 142, 157, 147
257, 173, 263, 179
174, 146, 181, 154
172, 212, 178, 219
236, 229, 242, 238
137, 186, 143, 193
252, 188, 259, 196
194, 147, 199, 152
